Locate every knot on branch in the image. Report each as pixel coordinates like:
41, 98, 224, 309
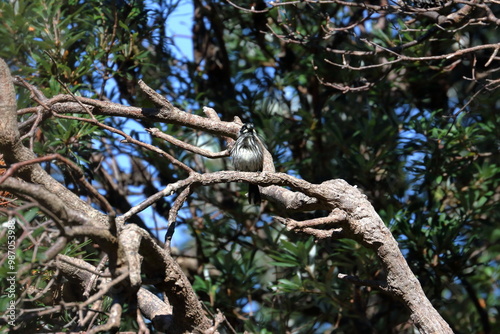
275, 208, 349, 239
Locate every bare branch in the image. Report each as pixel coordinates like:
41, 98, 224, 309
16, 93, 239, 138
0, 153, 115, 215
147, 127, 230, 159
278, 209, 348, 230
226, 0, 270, 13
53, 112, 196, 174
165, 186, 191, 249
87, 302, 122, 334
118, 223, 213, 332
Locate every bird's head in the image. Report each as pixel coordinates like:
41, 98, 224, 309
240, 123, 255, 135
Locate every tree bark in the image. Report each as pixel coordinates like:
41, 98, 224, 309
0, 57, 453, 333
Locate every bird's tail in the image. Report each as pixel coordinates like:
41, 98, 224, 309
248, 183, 261, 205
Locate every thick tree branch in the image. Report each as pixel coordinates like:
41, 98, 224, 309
52, 259, 162, 334
148, 170, 453, 333
0, 59, 107, 224
0, 177, 212, 332
2, 55, 455, 333
117, 223, 213, 333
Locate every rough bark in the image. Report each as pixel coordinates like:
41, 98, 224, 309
0, 58, 453, 333
0, 58, 215, 333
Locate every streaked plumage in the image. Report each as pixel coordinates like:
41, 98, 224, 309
231, 123, 264, 204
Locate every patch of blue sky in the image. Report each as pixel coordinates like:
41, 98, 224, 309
87, 2, 197, 243
312, 322, 334, 333
141, 0, 193, 56
394, 107, 430, 198
89, 131, 176, 243
263, 65, 276, 79
255, 214, 274, 229
139, 1, 194, 108
241, 299, 260, 315
171, 223, 191, 250
283, 86, 301, 114
162, 1, 194, 60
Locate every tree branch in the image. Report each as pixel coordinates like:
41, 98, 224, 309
1, 55, 455, 333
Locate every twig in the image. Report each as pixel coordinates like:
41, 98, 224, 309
53, 112, 196, 174
136, 307, 150, 334
0, 153, 115, 215
147, 128, 230, 159
202, 310, 226, 334
87, 301, 122, 334
165, 186, 191, 250
83, 255, 109, 298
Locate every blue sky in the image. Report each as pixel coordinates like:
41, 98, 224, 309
165, 1, 194, 61
107, 1, 195, 246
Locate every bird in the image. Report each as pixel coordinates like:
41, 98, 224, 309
230, 123, 264, 204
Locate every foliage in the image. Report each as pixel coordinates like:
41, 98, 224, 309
1, 0, 499, 332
